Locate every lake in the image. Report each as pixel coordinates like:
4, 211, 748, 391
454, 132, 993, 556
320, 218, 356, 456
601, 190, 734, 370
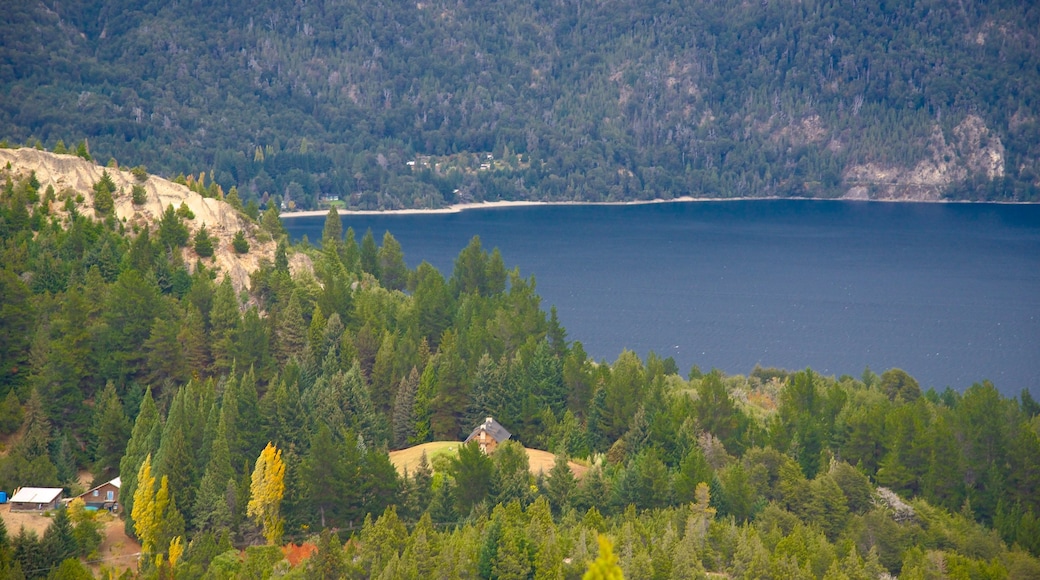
284, 200, 1040, 397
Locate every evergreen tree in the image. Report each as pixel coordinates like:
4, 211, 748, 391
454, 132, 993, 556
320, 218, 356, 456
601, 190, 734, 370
276, 291, 308, 366
193, 413, 235, 532
378, 231, 408, 291
391, 368, 420, 449
360, 228, 380, 278
320, 206, 343, 251
450, 440, 494, 516
158, 204, 190, 248
92, 171, 115, 216
41, 509, 77, 571
155, 387, 197, 525
193, 224, 215, 258
208, 276, 240, 375
545, 454, 576, 515
12, 528, 44, 580
232, 230, 250, 254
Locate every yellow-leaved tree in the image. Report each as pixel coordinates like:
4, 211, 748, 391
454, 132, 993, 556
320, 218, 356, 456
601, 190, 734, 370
583, 534, 624, 580
132, 454, 171, 556
248, 442, 286, 545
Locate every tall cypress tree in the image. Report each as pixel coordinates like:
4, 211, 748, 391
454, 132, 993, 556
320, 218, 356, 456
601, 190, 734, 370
155, 386, 197, 525
276, 292, 308, 366
193, 414, 235, 532
360, 228, 380, 279
392, 368, 420, 449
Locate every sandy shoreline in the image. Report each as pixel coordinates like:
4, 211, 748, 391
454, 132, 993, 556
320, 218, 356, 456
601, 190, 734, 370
279, 195, 1029, 218
279, 196, 762, 218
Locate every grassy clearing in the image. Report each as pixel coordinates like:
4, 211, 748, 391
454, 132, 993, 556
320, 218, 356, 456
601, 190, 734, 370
389, 441, 589, 479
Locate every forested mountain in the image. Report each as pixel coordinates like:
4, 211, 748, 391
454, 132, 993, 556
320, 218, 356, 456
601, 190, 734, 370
1, 153, 1040, 578
2, 0, 1039, 210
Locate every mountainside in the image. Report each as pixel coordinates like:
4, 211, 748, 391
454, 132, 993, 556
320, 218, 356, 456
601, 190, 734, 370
0, 147, 273, 289
2, 0, 1039, 208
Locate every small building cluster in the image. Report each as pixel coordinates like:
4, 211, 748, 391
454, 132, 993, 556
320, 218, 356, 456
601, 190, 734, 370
5, 476, 120, 513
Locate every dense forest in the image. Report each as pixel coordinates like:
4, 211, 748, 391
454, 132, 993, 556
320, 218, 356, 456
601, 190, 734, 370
1, 158, 1040, 578
2, 0, 1040, 209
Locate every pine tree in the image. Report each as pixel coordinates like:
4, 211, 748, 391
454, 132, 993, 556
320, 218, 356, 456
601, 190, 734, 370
155, 387, 197, 525
158, 204, 190, 248
378, 231, 408, 291
307, 529, 346, 580
41, 508, 77, 570
208, 277, 240, 375
193, 224, 215, 258
89, 384, 128, 484
545, 454, 576, 515
276, 291, 308, 366
392, 368, 420, 449
232, 230, 250, 254
92, 171, 115, 215
370, 331, 397, 415
321, 206, 343, 252
360, 228, 380, 278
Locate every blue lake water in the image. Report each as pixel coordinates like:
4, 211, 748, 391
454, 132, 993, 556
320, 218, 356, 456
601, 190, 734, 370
285, 200, 1040, 397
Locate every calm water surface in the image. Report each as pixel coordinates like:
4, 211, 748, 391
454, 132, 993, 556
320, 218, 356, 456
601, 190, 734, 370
285, 201, 1040, 396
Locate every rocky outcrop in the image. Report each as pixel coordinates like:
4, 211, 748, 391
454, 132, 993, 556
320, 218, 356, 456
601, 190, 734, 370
841, 115, 1005, 201
0, 148, 274, 291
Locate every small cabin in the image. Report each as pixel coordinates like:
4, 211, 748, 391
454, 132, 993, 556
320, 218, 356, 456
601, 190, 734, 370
9, 487, 64, 512
75, 477, 121, 511
464, 417, 511, 454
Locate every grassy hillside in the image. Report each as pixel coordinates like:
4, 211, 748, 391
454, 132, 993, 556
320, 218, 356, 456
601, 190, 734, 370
389, 441, 589, 478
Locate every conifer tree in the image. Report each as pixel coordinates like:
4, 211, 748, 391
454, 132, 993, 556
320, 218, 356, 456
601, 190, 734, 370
545, 454, 576, 515
392, 368, 420, 449
378, 231, 408, 291
155, 387, 197, 525
370, 331, 397, 415
92, 171, 115, 215
193, 412, 235, 531
208, 276, 240, 375
193, 224, 215, 258
93, 384, 131, 483
41, 508, 77, 569
276, 291, 308, 366
360, 228, 380, 278
232, 230, 250, 254
321, 206, 343, 251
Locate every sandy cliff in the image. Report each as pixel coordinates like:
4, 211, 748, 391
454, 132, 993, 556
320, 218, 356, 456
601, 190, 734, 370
0, 148, 275, 291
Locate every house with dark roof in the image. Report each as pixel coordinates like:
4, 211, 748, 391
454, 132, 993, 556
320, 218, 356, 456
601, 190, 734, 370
464, 417, 511, 454
74, 477, 121, 511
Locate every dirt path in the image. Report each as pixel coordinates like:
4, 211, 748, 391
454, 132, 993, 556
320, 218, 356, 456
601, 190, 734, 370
91, 516, 140, 575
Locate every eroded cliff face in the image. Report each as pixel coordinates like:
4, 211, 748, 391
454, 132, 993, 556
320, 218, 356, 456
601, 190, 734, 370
841, 115, 1005, 201
0, 148, 275, 291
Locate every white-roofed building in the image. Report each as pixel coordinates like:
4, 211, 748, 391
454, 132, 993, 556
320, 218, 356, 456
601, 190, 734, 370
9, 487, 64, 512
